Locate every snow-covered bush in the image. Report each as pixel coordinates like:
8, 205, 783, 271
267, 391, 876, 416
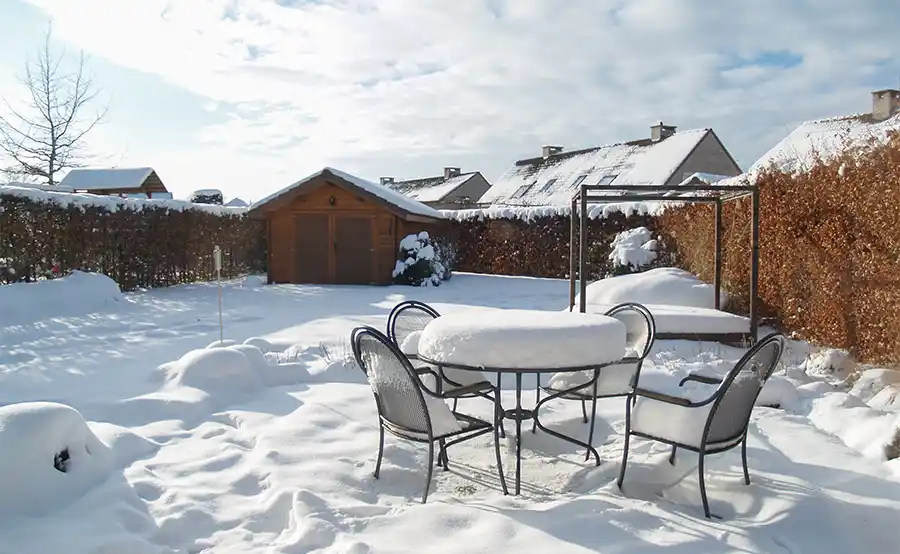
607, 226, 659, 277
392, 231, 450, 287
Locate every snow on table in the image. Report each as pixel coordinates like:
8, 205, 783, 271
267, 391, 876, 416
580, 303, 750, 335
417, 308, 627, 370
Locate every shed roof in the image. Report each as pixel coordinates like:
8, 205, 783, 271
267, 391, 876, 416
388, 172, 481, 202
479, 128, 721, 206
249, 167, 445, 220
59, 167, 162, 191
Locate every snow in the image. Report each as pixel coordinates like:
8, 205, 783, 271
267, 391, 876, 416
443, 201, 668, 222
608, 226, 657, 269
751, 111, 900, 174
582, 303, 750, 335
479, 128, 715, 207
0, 183, 248, 215
0, 402, 113, 518
0, 270, 124, 325
59, 167, 156, 191
1, 271, 899, 552
418, 309, 627, 369
225, 197, 249, 207
251, 167, 445, 219
389, 172, 476, 202
578, 267, 728, 310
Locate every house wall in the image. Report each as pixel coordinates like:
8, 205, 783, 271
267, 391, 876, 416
425, 174, 492, 210
666, 132, 742, 185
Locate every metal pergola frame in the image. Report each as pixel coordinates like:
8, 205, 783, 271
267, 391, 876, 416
568, 182, 761, 344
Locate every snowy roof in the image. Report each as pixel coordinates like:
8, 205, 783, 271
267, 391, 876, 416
225, 197, 248, 207
387, 172, 480, 202
2, 181, 75, 192
59, 167, 162, 191
0, 183, 246, 215
250, 167, 444, 220
479, 128, 717, 207
679, 172, 731, 185
750, 112, 900, 174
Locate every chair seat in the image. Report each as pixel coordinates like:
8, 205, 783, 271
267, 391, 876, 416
630, 395, 742, 450
389, 411, 490, 441
545, 360, 639, 398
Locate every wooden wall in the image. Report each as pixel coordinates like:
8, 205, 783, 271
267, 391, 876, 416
265, 178, 440, 285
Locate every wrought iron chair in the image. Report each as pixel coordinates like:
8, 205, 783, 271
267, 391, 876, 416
386, 300, 496, 413
617, 331, 786, 518
535, 303, 656, 456
351, 325, 508, 503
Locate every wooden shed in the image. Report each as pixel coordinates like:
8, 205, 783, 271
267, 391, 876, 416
248, 167, 447, 285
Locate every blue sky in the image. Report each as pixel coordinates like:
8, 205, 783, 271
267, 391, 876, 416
1, 0, 898, 201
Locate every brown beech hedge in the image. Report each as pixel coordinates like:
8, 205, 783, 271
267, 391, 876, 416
658, 132, 900, 363
0, 193, 266, 291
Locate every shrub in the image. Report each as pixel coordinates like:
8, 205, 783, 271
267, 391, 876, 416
392, 231, 449, 287
189, 189, 224, 205
606, 226, 661, 277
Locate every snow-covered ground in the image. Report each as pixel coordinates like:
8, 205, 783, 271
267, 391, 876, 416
1, 272, 898, 553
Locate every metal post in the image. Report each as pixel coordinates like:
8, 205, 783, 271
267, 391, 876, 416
578, 187, 588, 313
714, 199, 722, 310
213, 246, 224, 344
749, 188, 760, 344
569, 197, 577, 312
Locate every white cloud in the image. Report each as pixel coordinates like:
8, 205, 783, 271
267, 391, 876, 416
18, 0, 900, 199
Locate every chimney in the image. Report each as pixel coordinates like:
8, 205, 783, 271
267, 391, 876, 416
443, 166, 461, 179
651, 121, 677, 141
542, 145, 563, 158
871, 89, 900, 121
379, 177, 395, 186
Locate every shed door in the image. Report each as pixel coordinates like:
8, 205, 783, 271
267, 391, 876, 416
294, 214, 331, 283
334, 215, 374, 284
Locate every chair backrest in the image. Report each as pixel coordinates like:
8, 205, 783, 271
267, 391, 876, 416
604, 302, 656, 359
386, 300, 441, 348
351, 326, 432, 435
704, 332, 785, 445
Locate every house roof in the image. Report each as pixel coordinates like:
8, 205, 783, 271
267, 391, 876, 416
225, 197, 248, 207
388, 172, 481, 202
479, 128, 721, 206
59, 167, 161, 191
750, 111, 900, 174
249, 167, 445, 220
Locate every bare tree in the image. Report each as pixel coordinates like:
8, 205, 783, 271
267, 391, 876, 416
0, 27, 107, 185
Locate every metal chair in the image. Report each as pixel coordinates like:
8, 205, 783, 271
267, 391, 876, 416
617, 331, 786, 518
535, 302, 656, 457
351, 325, 508, 503
386, 300, 496, 412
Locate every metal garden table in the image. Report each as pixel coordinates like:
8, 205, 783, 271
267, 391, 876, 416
416, 308, 627, 495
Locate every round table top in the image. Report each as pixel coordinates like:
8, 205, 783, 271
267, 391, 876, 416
417, 308, 627, 372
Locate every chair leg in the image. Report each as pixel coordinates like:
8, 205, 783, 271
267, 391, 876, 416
617, 397, 633, 489
422, 442, 435, 504
581, 400, 588, 423
698, 452, 710, 518
669, 446, 677, 466
439, 438, 449, 471
584, 380, 598, 461
374, 424, 385, 479
741, 436, 750, 485
616, 431, 631, 489
452, 398, 458, 412
532, 373, 540, 433
494, 392, 509, 496
496, 373, 506, 439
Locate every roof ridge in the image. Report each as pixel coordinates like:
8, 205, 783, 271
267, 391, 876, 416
514, 128, 712, 165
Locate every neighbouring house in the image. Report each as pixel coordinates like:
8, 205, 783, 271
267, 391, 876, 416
59, 167, 172, 199
479, 123, 742, 206
749, 88, 900, 174
225, 197, 248, 208
379, 167, 491, 209
248, 167, 445, 285
189, 188, 224, 205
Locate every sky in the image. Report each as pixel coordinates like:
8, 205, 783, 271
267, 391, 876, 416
0, 0, 898, 202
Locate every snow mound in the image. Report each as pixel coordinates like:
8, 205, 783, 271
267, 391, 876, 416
608, 227, 657, 269
243, 337, 274, 353
206, 339, 239, 349
578, 267, 726, 309
158, 347, 263, 393
806, 348, 856, 382
0, 270, 124, 325
0, 402, 113, 517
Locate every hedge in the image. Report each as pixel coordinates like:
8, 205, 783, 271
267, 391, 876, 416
0, 186, 266, 291
657, 132, 900, 363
